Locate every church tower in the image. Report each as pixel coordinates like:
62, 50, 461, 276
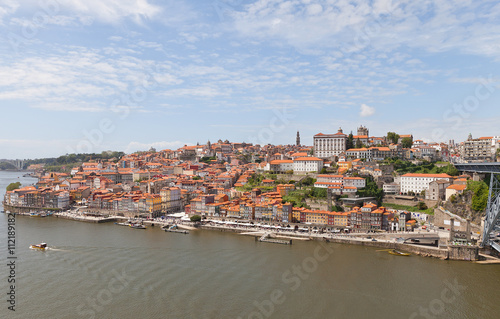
296, 131, 300, 146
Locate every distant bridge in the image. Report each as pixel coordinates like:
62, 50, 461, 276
454, 163, 500, 252
454, 163, 500, 174
0, 159, 24, 170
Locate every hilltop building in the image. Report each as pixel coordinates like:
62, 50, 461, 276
313, 128, 347, 159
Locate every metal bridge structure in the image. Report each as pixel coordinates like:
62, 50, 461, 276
454, 163, 500, 252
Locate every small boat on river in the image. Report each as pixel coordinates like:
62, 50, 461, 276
130, 224, 146, 229
388, 249, 411, 256
163, 225, 189, 234
30, 243, 48, 250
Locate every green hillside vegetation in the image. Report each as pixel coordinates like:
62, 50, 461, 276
6, 182, 22, 191
385, 159, 459, 176
24, 151, 125, 169
356, 176, 383, 204
466, 180, 489, 211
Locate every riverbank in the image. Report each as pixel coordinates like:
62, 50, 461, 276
198, 223, 479, 261
5, 210, 482, 261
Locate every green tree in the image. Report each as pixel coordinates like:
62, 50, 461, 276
401, 137, 413, 148
356, 176, 383, 204
346, 132, 354, 150
417, 202, 428, 210
330, 205, 344, 212
6, 182, 21, 191
355, 138, 363, 149
320, 167, 328, 174
190, 215, 202, 222
299, 176, 316, 187
387, 132, 400, 144
312, 187, 327, 198
444, 164, 459, 176
467, 180, 489, 211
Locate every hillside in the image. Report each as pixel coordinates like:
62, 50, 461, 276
442, 180, 489, 225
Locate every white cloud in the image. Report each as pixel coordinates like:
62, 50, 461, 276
60, 0, 161, 25
360, 104, 375, 117
229, 0, 500, 59
0, 0, 18, 25
0, 46, 169, 112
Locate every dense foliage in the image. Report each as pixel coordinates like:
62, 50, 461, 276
346, 132, 354, 150
356, 176, 383, 204
401, 137, 413, 148
24, 151, 125, 168
467, 180, 489, 211
387, 132, 400, 144
386, 159, 459, 176
296, 176, 315, 188
190, 215, 202, 222
200, 156, 216, 163
6, 182, 21, 191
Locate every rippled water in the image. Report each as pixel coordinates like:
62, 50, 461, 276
1, 171, 500, 319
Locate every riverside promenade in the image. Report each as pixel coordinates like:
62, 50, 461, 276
8, 209, 482, 261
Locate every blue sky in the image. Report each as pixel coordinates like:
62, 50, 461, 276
1, 0, 500, 159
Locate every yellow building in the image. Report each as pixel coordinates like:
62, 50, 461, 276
306, 210, 328, 225
145, 194, 162, 217
334, 212, 349, 227
338, 161, 352, 171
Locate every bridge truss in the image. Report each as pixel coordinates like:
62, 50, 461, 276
454, 163, 500, 251
483, 174, 500, 251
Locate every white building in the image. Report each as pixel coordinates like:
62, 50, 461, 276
400, 173, 452, 194
56, 191, 70, 209
314, 175, 365, 190
462, 135, 500, 162
265, 160, 294, 173
316, 174, 344, 184
343, 177, 366, 188
293, 157, 323, 173
445, 184, 467, 201
383, 183, 400, 194
313, 128, 347, 158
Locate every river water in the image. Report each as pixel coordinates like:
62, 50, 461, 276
1, 171, 500, 319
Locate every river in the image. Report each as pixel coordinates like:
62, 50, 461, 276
0, 171, 499, 319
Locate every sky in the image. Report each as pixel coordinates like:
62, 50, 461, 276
1, 0, 500, 159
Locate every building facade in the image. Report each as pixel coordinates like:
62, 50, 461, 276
313, 128, 347, 158
400, 173, 452, 194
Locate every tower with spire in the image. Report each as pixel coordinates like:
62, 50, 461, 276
296, 131, 300, 146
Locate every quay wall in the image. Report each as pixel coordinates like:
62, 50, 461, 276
199, 225, 478, 260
